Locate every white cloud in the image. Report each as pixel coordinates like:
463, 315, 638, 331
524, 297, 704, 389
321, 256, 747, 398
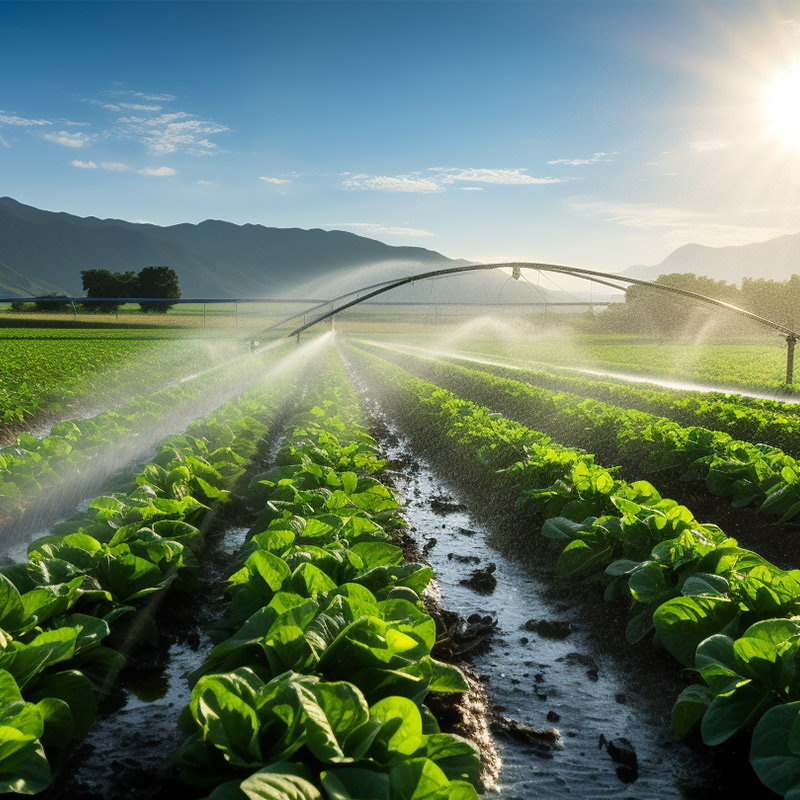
571, 200, 700, 229
0, 111, 51, 127
570, 199, 792, 249
127, 91, 176, 102
0, 135, 9, 149
547, 152, 617, 166
117, 103, 162, 112
71, 159, 97, 169
197, 179, 217, 185
43, 130, 93, 148
430, 167, 564, 185
342, 167, 563, 193
780, 19, 800, 36
459, 186, 484, 191
259, 176, 291, 184
101, 161, 129, 171
84, 90, 229, 156
688, 140, 733, 152
342, 173, 443, 193
329, 222, 435, 237
137, 166, 176, 176
116, 110, 230, 155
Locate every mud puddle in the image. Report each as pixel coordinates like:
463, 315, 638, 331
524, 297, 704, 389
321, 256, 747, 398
373, 423, 750, 798
41, 525, 251, 800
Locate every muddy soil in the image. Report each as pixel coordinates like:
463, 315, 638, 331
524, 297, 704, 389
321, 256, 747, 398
36, 399, 296, 799
353, 384, 775, 798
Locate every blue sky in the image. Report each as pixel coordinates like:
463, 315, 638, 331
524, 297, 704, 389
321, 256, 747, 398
4, 0, 800, 273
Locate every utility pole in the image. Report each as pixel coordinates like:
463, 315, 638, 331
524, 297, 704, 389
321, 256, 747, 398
787, 334, 797, 385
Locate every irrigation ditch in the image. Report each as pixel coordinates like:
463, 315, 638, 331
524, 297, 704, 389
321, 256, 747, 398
35, 370, 304, 800
343, 347, 776, 798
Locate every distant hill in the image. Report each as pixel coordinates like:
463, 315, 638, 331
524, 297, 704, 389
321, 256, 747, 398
0, 196, 468, 298
0, 196, 592, 305
622, 232, 800, 284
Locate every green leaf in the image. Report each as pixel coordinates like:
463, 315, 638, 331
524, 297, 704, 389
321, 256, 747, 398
418, 734, 481, 784
701, 680, 775, 746
0, 740, 51, 795
341, 472, 358, 496
605, 559, 641, 577
321, 767, 390, 800
751, 702, 800, 796
653, 596, 740, 666
238, 762, 322, 800
0, 576, 25, 634
555, 539, 611, 578
388, 757, 451, 800
190, 671, 263, 765
446, 781, 479, 800
299, 679, 371, 764
672, 684, 713, 738
0, 671, 21, 709
9, 628, 78, 690
88, 496, 126, 520
291, 563, 338, 598
426, 660, 468, 693
29, 670, 96, 739
34, 697, 73, 747
0, 702, 42, 761
369, 697, 424, 764
95, 553, 166, 602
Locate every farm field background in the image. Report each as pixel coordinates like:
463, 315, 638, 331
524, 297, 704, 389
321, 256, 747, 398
1, 318, 799, 799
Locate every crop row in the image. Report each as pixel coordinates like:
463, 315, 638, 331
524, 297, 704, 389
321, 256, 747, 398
358, 342, 800, 525
0, 342, 294, 528
479, 335, 794, 393
0, 335, 246, 432
344, 342, 800, 799
170, 354, 481, 800
0, 351, 307, 794
410, 345, 800, 451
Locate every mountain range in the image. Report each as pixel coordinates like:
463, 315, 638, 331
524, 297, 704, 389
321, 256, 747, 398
622, 232, 800, 284
0, 196, 576, 305
3, 196, 798, 304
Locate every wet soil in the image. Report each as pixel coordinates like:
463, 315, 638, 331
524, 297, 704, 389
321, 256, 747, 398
348, 365, 776, 798
37, 396, 298, 799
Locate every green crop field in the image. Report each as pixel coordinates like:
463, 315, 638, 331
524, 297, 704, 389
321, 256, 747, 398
1, 323, 799, 799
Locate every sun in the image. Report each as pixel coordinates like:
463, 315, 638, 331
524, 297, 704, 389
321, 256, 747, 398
765, 63, 800, 147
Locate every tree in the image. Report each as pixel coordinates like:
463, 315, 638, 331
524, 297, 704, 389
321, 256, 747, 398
600, 273, 742, 336
81, 269, 138, 313
33, 294, 71, 313
137, 266, 181, 313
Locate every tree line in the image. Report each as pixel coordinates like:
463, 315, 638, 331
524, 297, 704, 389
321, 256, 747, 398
11, 267, 182, 314
81, 267, 181, 313
598, 273, 800, 335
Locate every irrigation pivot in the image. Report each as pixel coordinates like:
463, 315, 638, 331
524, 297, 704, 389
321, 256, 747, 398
285, 262, 800, 385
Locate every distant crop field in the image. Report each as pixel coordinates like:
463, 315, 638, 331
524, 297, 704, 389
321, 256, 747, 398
0, 329, 245, 428
384, 331, 795, 394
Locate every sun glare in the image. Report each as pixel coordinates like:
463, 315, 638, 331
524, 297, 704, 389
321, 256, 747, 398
765, 63, 800, 146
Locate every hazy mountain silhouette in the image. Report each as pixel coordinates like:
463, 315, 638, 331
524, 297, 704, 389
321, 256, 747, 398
0, 197, 581, 305
622, 232, 800, 284
0, 197, 471, 298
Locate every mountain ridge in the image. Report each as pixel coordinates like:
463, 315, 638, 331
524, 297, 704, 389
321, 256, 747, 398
0, 197, 465, 298
622, 231, 800, 284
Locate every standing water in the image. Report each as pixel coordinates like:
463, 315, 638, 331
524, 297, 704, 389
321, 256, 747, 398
353, 391, 766, 798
